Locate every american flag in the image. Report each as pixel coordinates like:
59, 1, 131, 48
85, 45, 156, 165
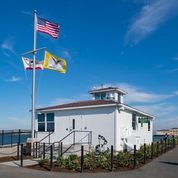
36, 17, 59, 38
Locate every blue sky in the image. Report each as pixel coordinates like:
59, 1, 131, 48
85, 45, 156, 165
0, 0, 178, 130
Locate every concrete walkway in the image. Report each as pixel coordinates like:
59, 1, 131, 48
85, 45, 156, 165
0, 146, 178, 178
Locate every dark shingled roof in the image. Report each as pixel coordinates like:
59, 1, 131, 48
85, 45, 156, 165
37, 100, 118, 111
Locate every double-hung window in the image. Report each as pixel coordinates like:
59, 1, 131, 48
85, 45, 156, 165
38, 113, 45, 132
47, 113, 55, 132
37, 113, 55, 132
132, 114, 137, 130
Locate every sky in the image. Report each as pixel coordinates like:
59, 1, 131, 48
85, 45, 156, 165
0, 0, 178, 131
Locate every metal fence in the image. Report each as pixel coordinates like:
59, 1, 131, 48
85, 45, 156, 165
0, 129, 31, 147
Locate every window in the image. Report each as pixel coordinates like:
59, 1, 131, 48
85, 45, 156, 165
47, 113, 54, 132
38, 113, 45, 132
132, 114, 137, 130
148, 120, 150, 131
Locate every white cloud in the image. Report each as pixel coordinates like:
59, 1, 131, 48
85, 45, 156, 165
125, 0, 178, 44
5, 76, 22, 82
1, 38, 16, 56
61, 49, 72, 61
134, 103, 177, 117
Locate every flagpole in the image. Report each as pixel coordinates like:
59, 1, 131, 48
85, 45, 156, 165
32, 10, 37, 140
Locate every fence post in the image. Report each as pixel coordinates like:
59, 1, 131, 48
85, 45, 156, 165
173, 135, 175, 148
50, 144, 53, 171
2, 130, 4, 146
161, 140, 163, 154
18, 129, 21, 144
17, 142, 20, 160
151, 142, 153, 159
133, 145, 136, 169
143, 143, 146, 164
20, 144, 23, 167
60, 142, 63, 156
43, 143, 45, 159
32, 142, 35, 158
165, 140, 167, 152
110, 145, 113, 171
156, 141, 159, 157
35, 142, 38, 158
11, 131, 13, 147
80, 145, 84, 173
168, 139, 170, 150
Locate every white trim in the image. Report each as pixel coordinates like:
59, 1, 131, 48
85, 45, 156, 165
120, 104, 155, 119
89, 88, 127, 95
38, 103, 117, 112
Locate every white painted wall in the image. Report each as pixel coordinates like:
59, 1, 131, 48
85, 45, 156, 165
36, 106, 115, 149
35, 106, 153, 151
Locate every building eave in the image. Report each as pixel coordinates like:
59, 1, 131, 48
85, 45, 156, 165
37, 103, 117, 112
119, 104, 155, 119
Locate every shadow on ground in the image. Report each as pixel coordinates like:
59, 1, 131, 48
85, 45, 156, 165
160, 161, 178, 166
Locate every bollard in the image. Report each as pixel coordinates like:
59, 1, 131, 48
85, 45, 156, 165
157, 142, 159, 157
20, 144, 23, 167
168, 139, 170, 150
110, 145, 114, 171
50, 144, 53, 171
165, 140, 167, 152
80, 145, 84, 173
133, 145, 136, 169
60, 142, 63, 156
143, 143, 146, 164
151, 142, 153, 159
35, 142, 38, 158
43, 143, 45, 159
17, 142, 20, 160
161, 140, 163, 154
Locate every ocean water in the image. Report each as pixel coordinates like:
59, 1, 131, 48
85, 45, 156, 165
153, 135, 166, 142
0, 134, 31, 146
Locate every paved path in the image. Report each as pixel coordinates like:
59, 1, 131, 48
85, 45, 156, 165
0, 146, 178, 178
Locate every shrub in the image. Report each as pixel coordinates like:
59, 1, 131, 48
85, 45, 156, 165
96, 152, 110, 169
38, 159, 49, 167
84, 152, 97, 170
56, 156, 66, 168
65, 154, 80, 171
116, 151, 132, 168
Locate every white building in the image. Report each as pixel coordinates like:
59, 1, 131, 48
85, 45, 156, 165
35, 87, 154, 151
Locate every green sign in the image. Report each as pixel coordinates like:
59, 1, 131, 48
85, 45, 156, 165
138, 117, 149, 123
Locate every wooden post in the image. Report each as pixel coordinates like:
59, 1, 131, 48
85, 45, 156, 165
133, 145, 136, 169
110, 145, 114, 171
80, 145, 84, 173
143, 143, 146, 164
50, 144, 53, 171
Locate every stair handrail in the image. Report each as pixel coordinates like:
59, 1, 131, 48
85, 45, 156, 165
38, 131, 54, 143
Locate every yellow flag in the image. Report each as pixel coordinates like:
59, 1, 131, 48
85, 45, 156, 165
43, 51, 67, 73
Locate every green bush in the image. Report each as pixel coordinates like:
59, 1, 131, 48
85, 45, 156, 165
38, 159, 49, 167
84, 152, 97, 170
56, 156, 66, 168
66, 154, 80, 171
116, 151, 132, 167
96, 152, 110, 169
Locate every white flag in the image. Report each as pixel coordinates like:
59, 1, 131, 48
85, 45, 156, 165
22, 57, 43, 70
